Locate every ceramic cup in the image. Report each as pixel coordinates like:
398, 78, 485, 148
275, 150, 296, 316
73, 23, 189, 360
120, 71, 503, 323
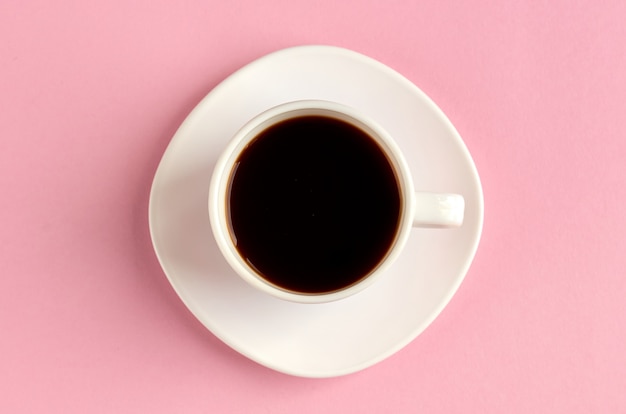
209, 100, 464, 304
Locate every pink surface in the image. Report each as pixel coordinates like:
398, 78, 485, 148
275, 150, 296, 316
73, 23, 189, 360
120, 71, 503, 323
1, 0, 625, 412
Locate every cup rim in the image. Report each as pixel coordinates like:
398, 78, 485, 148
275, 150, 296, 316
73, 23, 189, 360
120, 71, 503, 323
208, 100, 416, 304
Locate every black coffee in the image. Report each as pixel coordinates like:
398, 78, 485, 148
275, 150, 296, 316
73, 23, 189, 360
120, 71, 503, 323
227, 115, 401, 294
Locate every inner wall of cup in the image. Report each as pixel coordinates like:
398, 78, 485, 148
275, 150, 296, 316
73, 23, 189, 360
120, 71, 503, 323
223, 107, 412, 297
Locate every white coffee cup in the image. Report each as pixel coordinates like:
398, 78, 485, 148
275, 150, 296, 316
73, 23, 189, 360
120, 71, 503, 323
209, 100, 464, 304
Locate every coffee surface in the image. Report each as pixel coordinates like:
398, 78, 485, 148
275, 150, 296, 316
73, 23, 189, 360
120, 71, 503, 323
228, 115, 401, 294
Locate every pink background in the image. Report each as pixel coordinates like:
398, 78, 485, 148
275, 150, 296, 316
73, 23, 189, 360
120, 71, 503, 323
1, 1, 625, 412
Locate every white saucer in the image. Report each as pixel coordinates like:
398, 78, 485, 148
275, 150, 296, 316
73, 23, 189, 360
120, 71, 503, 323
149, 45, 483, 378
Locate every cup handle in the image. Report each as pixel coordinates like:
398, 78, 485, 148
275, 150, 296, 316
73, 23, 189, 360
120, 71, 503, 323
413, 192, 465, 228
